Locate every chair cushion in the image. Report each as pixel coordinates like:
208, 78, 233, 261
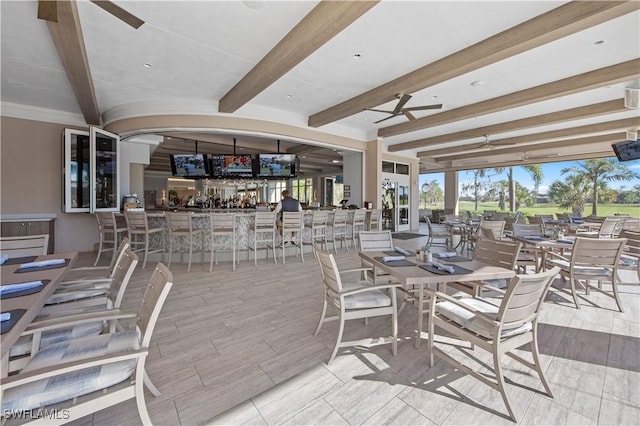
2, 331, 140, 412
341, 281, 391, 310
481, 279, 508, 289
9, 321, 105, 357
436, 297, 532, 339
619, 254, 639, 267
46, 288, 107, 305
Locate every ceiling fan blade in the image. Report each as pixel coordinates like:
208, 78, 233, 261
90, 1, 144, 29
37, 1, 58, 22
403, 104, 443, 111
393, 94, 412, 113
492, 139, 518, 146
374, 115, 400, 124
404, 111, 417, 121
365, 108, 395, 114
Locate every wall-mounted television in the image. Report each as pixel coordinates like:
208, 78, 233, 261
209, 154, 254, 178
169, 153, 210, 177
256, 153, 297, 178
612, 140, 640, 162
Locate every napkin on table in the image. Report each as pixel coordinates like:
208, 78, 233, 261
431, 261, 455, 273
437, 252, 457, 258
0, 281, 44, 296
1, 254, 8, 265
382, 255, 406, 262
394, 247, 411, 256
19, 259, 65, 269
1, 312, 11, 322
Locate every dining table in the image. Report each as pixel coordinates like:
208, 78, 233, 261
1, 251, 78, 377
358, 250, 516, 348
507, 235, 575, 270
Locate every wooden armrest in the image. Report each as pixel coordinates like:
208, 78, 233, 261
424, 290, 498, 324
340, 267, 373, 275
341, 282, 403, 296
58, 277, 112, 287
1, 349, 147, 389
23, 310, 135, 335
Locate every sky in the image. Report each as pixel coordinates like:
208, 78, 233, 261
420, 158, 640, 195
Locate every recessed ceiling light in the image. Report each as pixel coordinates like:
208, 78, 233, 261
353, 53, 362, 59
594, 40, 606, 45
143, 63, 152, 68
431, 95, 439, 99
332, 160, 340, 163
470, 80, 485, 87
286, 94, 293, 99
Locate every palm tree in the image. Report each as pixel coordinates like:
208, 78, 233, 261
523, 165, 543, 204
491, 165, 542, 212
548, 174, 590, 215
464, 169, 489, 211
561, 159, 640, 216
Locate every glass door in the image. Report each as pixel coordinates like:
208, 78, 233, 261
90, 127, 120, 212
63, 129, 91, 212
397, 184, 410, 231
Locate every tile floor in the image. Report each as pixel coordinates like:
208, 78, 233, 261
58, 229, 639, 425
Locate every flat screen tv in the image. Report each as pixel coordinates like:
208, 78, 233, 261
169, 153, 210, 177
209, 154, 254, 178
256, 153, 297, 178
612, 140, 640, 162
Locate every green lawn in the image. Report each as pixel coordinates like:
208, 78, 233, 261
422, 201, 639, 217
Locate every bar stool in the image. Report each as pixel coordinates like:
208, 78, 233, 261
280, 211, 304, 264
328, 209, 349, 253
249, 211, 277, 266
348, 209, 367, 249
210, 213, 237, 271
94, 212, 128, 266
367, 209, 382, 231
165, 212, 205, 272
304, 210, 329, 255
124, 211, 165, 268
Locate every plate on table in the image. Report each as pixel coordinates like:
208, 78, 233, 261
1, 309, 26, 334
15, 259, 70, 273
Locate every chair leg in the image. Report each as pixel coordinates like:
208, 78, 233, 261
610, 277, 624, 313
569, 277, 581, 309
328, 314, 346, 364
135, 365, 153, 425
493, 349, 517, 422
94, 233, 104, 266
531, 326, 553, 397
313, 298, 328, 336
142, 236, 150, 269
144, 369, 162, 397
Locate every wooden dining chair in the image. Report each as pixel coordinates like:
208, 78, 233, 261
1, 263, 173, 425
166, 212, 205, 272
93, 212, 128, 266
427, 267, 560, 422
313, 246, 401, 364
0, 234, 49, 258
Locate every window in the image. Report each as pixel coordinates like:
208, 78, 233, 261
382, 161, 395, 173
266, 181, 287, 203
292, 178, 313, 204
396, 163, 409, 175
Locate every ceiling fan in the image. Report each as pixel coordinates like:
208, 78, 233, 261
521, 151, 559, 161
365, 93, 442, 124
38, 1, 144, 29
469, 134, 517, 149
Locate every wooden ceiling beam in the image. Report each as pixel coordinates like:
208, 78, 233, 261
389, 99, 627, 152
433, 133, 625, 162
39, 1, 100, 125
417, 116, 640, 158
219, 0, 378, 113
309, 1, 639, 128
382, 59, 640, 138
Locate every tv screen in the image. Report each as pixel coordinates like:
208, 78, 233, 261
612, 140, 640, 162
256, 153, 297, 178
170, 153, 210, 177
209, 155, 254, 178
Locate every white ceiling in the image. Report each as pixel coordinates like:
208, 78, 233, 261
1, 0, 639, 174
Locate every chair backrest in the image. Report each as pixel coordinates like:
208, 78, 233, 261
107, 237, 131, 274
166, 212, 194, 232
311, 210, 329, 226
535, 214, 554, 222
498, 266, 560, 327
282, 211, 303, 230
444, 214, 463, 223
619, 229, 640, 256
137, 263, 173, 348
492, 212, 511, 221
314, 247, 343, 299
254, 211, 276, 231
571, 237, 626, 270
124, 211, 149, 231
368, 209, 381, 230
332, 209, 348, 225
527, 215, 544, 227
479, 220, 505, 240
352, 209, 367, 225
210, 213, 236, 233
96, 212, 118, 231
598, 217, 620, 238
512, 223, 544, 237
109, 249, 139, 309
358, 230, 394, 252
473, 237, 521, 270
0, 234, 49, 258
